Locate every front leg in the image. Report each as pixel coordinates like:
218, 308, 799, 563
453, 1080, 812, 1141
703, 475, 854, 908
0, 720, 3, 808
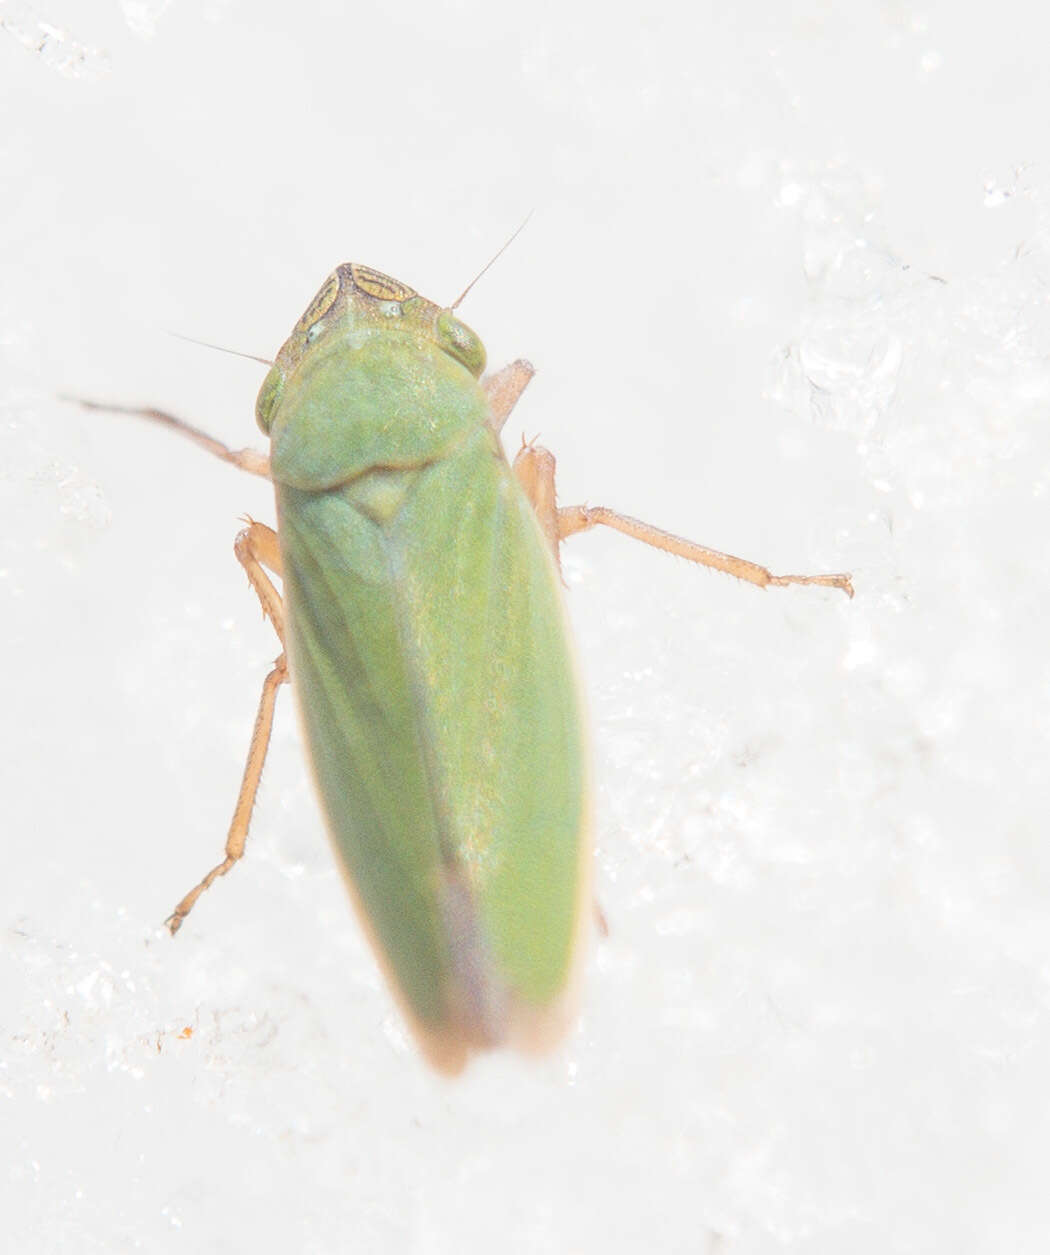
482, 359, 535, 433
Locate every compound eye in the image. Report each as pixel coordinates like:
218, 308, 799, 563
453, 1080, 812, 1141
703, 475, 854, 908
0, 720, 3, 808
436, 310, 486, 378
255, 364, 284, 434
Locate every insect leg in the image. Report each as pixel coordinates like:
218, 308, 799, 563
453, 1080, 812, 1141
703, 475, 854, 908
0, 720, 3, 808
557, 504, 853, 597
233, 518, 285, 640
513, 441, 852, 596
482, 359, 535, 433
166, 521, 289, 934
65, 398, 271, 478
511, 441, 560, 562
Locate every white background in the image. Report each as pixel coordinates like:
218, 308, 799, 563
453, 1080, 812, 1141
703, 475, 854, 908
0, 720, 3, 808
4, 2, 1050, 1251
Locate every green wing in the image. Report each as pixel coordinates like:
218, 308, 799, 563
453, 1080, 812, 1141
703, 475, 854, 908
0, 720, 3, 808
276, 427, 586, 1071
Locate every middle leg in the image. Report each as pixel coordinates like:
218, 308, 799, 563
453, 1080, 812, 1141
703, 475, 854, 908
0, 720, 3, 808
513, 442, 852, 597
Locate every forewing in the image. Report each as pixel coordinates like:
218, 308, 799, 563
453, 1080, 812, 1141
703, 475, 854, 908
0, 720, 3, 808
276, 428, 587, 1067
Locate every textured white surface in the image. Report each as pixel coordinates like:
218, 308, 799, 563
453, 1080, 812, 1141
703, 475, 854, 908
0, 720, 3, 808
4, 3, 1050, 1251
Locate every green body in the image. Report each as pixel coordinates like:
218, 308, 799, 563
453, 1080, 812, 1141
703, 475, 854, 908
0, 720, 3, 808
256, 264, 587, 1072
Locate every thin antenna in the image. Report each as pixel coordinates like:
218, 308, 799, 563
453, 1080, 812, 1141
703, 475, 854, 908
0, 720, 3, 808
450, 212, 533, 311
167, 329, 274, 367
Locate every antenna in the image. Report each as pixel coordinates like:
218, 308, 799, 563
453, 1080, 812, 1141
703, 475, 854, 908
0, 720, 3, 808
450, 212, 533, 311
167, 329, 273, 367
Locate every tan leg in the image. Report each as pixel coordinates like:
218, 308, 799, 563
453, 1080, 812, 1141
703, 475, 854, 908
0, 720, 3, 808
513, 441, 853, 598
64, 397, 271, 478
482, 359, 535, 433
512, 441, 560, 559
234, 518, 284, 639
166, 521, 289, 934
559, 505, 853, 596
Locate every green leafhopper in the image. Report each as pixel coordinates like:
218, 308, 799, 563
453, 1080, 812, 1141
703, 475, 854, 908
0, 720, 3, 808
73, 262, 851, 1073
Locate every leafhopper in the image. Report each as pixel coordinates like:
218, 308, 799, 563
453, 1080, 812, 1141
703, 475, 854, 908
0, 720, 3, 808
74, 262, 851, 1073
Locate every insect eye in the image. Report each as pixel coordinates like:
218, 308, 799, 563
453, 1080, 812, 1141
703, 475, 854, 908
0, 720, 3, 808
255, 365, 284, 434
436, 311, 486, 378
